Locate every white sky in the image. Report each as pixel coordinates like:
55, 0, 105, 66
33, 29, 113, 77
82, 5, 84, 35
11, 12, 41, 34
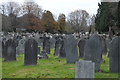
0, 0, 100, 17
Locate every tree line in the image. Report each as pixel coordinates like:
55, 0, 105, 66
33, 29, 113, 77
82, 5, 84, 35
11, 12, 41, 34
0, 2, 95, 33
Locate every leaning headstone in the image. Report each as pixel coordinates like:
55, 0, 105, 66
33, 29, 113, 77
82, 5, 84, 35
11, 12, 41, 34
4, 39, 16, 61
64, 35, 79, 63
76, 60, 95, 79
84, 34, 102, 72
78, 38, 86, 58
24, 38, 38, 66
109, 36, 120, 73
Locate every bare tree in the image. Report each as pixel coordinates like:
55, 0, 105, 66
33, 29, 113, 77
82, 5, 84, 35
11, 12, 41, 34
22, 2, 43, 19
6, 2, 21, 16
0, 2, 22, 16
87, 15, 96, 33
0, 3, 7, 15
67, 10, 89, 32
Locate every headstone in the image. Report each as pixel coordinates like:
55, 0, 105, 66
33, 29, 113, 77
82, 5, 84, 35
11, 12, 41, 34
54, 37, 62, 56
16, 39, 26, 54
84, 34, 102, 72
59, 39, 66, 58
24, 38, 38, 66
109, 36, 120, 73
41, 35, 50, 54
78, 38, 86, 58
50, 36, 56, 48
35, 34, 42, 46
64, 35, 79, 63
0, 41, 4, 58
100, 36, 107, 63
0, 41, 2, 57
76, 60, 95, 78
44, 37, 50, 54
4, 39, 16, 61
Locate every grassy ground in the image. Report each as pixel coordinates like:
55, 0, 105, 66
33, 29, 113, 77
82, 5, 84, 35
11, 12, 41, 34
2, 49, 119, 78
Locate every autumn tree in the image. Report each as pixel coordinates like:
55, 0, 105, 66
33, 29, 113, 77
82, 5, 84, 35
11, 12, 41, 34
42, 10, 59, 32
67, 10, 89, 32
58, 13, 66, 32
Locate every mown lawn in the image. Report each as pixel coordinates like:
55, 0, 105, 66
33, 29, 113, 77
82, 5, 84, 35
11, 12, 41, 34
1, 49, 119, 78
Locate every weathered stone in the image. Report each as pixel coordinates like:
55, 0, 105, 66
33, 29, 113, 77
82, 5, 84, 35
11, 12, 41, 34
109, 36, 120, 73
41, 36, 50, 54
4, 39, 16, 61
24, 38, 38, 66
76, 60, 95, 78
54, 37, 62, 56
50, 36, 56, 48
0, 41, 2, 57
16, 39, 26, 55
78, 38, 86, 58
59, 39, 66, 58
84, 34, 102, 72
64, 35, 79, 63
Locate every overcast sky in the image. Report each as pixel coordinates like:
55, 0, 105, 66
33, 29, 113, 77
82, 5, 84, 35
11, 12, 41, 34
0, 0, 100, 17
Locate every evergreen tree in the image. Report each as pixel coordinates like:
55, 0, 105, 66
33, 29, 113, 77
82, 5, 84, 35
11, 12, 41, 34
95, 2, 111, 32
118, 1, 120, 28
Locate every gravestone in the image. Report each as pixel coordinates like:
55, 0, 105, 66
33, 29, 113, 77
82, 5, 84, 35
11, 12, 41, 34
76, 60, 95, 78
64, 35, 79, 63
24, 38, 38, 66
50, 36, 56, 48
78, 38, 86, 58
4, 39, 16, 61
16, 39, 26, 55
0, 41, 2, 57
109, 36, 120, 73
100, 36, 107, 63
84, 34, 102, 72
44, 37, 50, 54
54, 37, 62, 56
35, 34, 42, 46
41, 35, 50, 54
59, 38, 66, 58
0, 41, 4, 58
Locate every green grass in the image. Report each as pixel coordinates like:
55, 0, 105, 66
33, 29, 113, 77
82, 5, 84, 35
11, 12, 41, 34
1, 49, 119, 78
